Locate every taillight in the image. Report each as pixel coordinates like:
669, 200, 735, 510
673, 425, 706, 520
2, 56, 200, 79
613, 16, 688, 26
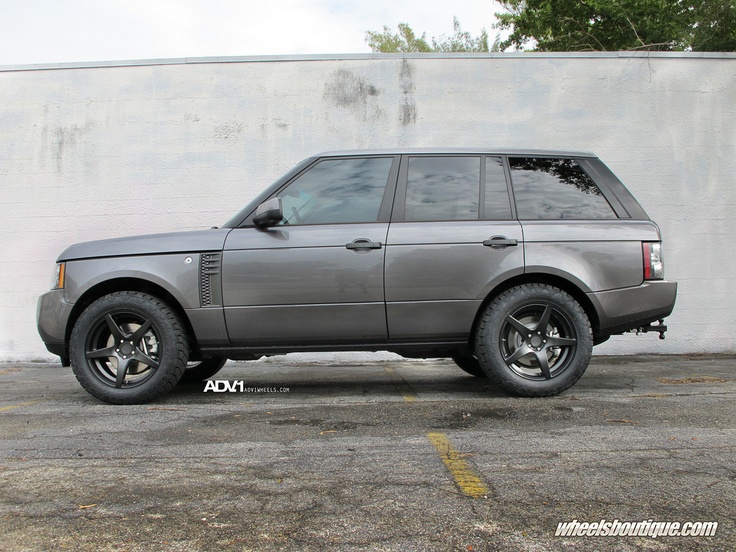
643, 242, 664, 280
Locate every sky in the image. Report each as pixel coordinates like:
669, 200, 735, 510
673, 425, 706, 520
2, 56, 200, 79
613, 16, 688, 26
0, 0, 503, 66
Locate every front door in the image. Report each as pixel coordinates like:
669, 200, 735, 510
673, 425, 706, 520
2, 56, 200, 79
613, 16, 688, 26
222, 155, 398, 346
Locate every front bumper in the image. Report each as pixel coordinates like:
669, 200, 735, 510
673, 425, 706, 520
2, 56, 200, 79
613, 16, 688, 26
36, 288, 74, 359
589, 280, 678, 337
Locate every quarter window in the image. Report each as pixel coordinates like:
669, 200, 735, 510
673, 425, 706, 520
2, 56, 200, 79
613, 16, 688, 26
509, 158, 617, 220
278, 157, 393, 225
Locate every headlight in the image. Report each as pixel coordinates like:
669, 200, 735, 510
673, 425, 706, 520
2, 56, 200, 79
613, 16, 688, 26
52, 262, 66, 289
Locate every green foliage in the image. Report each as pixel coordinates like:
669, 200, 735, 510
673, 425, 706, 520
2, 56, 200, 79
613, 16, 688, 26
366, 18, 491, 53
365, 23, 432, 53
365, 2, 736, 53
495, 0, 736, 52
690, 0, 736, 51
432, 18, 490, 52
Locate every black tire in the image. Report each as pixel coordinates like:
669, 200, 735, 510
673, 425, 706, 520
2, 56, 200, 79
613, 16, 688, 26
475, 283, 592, 397
69, 291, 189, 404
179, 357, 228, 384
452, 354, 487, 378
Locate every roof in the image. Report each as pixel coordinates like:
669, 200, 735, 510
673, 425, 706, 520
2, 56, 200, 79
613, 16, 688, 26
314, 148, 597, 158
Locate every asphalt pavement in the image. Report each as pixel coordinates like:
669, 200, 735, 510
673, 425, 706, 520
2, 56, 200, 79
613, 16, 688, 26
0, 354, 734, 551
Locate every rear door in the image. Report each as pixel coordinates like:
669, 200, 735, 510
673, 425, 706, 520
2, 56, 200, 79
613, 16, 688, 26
385, 155, 524, 340
222, 155, 399, 346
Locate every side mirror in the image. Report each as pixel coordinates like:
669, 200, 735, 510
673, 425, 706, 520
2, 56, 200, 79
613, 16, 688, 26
253, 197, 283, 228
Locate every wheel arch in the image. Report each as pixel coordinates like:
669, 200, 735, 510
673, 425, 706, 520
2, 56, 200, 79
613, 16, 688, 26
469, 273, 601, 350
65, 278, 199, 359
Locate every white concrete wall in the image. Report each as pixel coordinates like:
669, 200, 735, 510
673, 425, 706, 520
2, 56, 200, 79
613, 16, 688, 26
1, 53, 734, 361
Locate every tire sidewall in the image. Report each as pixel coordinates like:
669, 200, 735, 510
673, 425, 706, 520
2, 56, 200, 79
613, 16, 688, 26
70, 292, 188, 404
476, 284, 592, 397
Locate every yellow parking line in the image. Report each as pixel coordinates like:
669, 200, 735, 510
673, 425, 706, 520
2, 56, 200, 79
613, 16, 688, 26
0, 400, 39, 412
428, 432, 489, 499
384, 365, 416, 403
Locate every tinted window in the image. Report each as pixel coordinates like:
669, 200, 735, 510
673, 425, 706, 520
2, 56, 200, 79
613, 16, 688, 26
509, 158, 617, 219
405, 157, 480, 221
484, 156, 512, 219
278, 157, 393, 225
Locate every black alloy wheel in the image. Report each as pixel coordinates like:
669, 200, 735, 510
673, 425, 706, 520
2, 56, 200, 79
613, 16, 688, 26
475, 284, 592, 397
70, 292, 189, 404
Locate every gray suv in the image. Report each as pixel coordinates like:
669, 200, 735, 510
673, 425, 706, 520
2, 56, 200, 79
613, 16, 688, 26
37, 149, 677, 404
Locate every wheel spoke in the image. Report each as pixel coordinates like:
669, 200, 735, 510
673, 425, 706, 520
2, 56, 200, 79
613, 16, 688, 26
115, 359, 130, 388
104, 314, 126, 342
504, 343, 532, 365
131, 319, 153, 343
505, 314, 531, 336
86, 346, 116, 359
536, 304, 553, 333
546, 336, 577, 348
535, 351, 552, 379
132, 350, 159, 370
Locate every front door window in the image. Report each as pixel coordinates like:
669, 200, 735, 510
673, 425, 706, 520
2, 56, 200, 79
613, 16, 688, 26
278, 157, 394, 225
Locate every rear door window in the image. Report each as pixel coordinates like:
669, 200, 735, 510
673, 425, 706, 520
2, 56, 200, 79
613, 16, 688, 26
402, 156, 513, 221
509, 157, 617, 219
485, 156, 513, 220
404, 156, 480, 221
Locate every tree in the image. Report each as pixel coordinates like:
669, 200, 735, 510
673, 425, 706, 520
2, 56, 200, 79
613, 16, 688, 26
690, 0, 736, 51
366, 18, 492, 53
365, 23, 432, 53
495, 0, 736, 52
433, 18, 491, 52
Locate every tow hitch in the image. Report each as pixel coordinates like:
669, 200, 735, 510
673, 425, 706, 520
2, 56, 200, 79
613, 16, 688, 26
633, 319, 668, 340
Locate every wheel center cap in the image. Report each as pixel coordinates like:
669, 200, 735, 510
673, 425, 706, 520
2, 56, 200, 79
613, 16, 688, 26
120, 343, 134, 356
530, 335, 544, 348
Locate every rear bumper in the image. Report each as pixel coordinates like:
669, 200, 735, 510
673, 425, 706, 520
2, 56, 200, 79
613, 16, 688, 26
589, 280, 678, 337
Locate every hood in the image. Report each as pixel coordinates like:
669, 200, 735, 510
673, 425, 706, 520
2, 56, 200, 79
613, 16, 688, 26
58, 228, 232, 262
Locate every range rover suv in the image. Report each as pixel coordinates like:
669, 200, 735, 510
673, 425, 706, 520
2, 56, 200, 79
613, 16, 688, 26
37, 149, 677, 404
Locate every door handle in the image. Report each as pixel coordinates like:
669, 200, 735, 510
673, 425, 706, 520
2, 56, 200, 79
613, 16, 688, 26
346, 239, 382, 251
483, 236, 518, 248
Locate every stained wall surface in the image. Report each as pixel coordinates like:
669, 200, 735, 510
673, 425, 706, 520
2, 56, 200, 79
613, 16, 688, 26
1, 53, 734, 360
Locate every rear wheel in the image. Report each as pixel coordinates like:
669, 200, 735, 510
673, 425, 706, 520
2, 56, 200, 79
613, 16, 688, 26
179, 357, 228, 384
70, 292, 189, 404
475, 284, 592, 397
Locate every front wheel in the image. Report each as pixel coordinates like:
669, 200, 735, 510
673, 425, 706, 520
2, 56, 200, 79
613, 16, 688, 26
69, 291, 189, 404
475, 284, 592, 397
452, 354, 487, 378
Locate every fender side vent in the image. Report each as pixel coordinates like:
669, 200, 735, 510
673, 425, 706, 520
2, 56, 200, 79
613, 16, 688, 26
199, 253, 222, 307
